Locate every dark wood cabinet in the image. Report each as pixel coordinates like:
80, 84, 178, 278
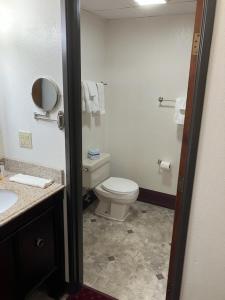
0, 191, 64, 300
0, 239, 16, 300
17, 209, 56, 294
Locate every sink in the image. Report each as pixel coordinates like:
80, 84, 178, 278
0, 190, 18, 213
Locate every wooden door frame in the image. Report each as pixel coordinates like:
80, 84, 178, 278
166, 0, 217, 298
61, 0, 83, 292
61, 0, 217, 298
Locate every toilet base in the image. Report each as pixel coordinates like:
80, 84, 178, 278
95, 199, 130, 222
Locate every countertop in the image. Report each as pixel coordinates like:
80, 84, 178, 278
0, 173, 64, 227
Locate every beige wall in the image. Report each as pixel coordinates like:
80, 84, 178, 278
106, 15, 194, 195
0, 0, 65, 169
81, 12, 195, 195
81, 10, 109, 159
181, 1, 225, 299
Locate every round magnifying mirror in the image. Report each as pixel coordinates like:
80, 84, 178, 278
32, 78, 60, 112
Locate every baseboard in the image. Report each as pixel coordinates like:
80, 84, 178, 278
138, 188, 176, 210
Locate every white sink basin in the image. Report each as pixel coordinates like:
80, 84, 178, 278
0, 190, 18, 213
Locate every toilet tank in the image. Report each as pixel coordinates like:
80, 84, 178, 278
83, 153, 111, 189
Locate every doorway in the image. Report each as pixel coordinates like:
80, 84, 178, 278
81, 2, 195, 298
61, 0, 217, 299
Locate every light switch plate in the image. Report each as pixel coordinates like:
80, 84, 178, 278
19, 131, 33, 149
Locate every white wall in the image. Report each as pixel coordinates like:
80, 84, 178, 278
0, 131, 4, 159
0, 102, 4, 159
106, 15, 194, 195
81, 10, 109, 159
181, 1, 225, 299
0, 0, 65, 170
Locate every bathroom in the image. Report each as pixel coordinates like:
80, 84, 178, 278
0, 0, 221, 300
81, 0, 195, 299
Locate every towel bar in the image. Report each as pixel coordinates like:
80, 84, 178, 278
158, 97, 176, 103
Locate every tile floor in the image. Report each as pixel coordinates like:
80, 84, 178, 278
83, 201, 174, 300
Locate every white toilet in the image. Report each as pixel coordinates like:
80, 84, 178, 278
83, 153, 139, 221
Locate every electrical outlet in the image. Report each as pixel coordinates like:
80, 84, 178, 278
19, 131, 33, 149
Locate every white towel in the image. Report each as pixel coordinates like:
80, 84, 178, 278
175, 110, 185, 125
175, 97, 186, 125
175, 97, 186, 111
86, 80, 98, 98
96, 82, 106, 115
81, 82, 86, 112
84, 81, 100, 113
9, 174, 53, 189
82, 81, 91, 113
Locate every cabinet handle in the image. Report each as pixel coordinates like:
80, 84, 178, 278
36, 238, 45, 249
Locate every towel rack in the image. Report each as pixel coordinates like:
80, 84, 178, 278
158, 97, 176, 104
101, 81, 108, 86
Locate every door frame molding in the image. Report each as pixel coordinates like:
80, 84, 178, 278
166, 1, 217, 298
61, 0, 83, 292
61, 0, 217, 298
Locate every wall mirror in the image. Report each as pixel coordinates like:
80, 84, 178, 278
32, 78, 60, 112
32, 78, 64, 130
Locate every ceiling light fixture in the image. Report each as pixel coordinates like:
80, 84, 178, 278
134, 0, 167, 6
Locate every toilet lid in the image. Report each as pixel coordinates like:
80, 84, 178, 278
102, 177, 139, 194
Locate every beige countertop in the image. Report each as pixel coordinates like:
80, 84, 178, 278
0, 174, 64, 227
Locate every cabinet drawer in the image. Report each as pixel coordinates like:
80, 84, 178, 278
17, 209, 56, 291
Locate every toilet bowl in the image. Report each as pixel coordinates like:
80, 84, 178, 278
82, 153, 139, 221
94, 177, 139, 221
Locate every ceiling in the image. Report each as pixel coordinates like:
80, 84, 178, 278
81, 0, 196, 19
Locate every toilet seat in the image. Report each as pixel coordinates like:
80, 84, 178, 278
96, 184, 138, 202
101, 177, 139, 195
95, 177, 139, 205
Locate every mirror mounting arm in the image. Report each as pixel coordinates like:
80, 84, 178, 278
34, 111, 50, 120
34, 111, 64, 130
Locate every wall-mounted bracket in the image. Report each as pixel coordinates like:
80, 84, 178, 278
34, 111, 65, 130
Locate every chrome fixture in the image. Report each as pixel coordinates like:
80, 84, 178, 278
34, 111, 65, 130
158, 97, 176, 104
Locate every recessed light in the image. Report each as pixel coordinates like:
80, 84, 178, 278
134, 0, 167, 6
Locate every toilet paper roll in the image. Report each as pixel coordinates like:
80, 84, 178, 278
160, 161, 171, 170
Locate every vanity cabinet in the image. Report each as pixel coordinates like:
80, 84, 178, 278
0, 239, 16, 300
0, 190, 64, 300
17, 208, 56, 295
